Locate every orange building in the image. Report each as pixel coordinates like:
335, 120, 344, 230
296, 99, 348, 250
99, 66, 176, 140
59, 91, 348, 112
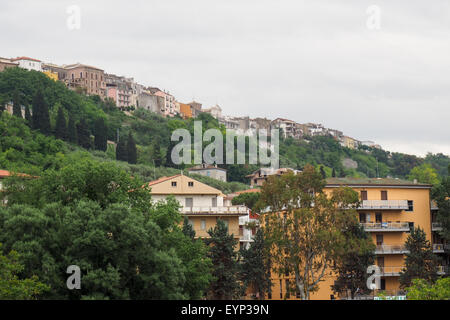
265, 177, 441, 300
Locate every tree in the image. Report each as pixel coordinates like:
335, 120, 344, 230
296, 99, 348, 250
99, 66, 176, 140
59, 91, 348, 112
67, 115, 77, 144
182, 216, 196, 240
257, 164, 360, 300
408, 163, 440, 185
32, 90, 51, 135
399, 227, 441, 288
319, 165, 326, 179
232, 192, 261, 211
116, 137, 128, 162
12, 90, 22, 118
55, 107, 67, 141
205, 219, 241, 299
153, 138, 162, 167
24, 105, 32, 123
406, 278, 450, 300
331, 223, 375, 299
76, 119, 91, 149
127, 132, 137, 164
431, 165, 450, 242
0, 243, 49, 299
94, 117, 108, 151
238, 229, 272, 300
332, 168, 336, 177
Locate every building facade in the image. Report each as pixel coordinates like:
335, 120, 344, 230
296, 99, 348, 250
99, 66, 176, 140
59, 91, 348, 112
11, 57, 42, 71
188, 164, 227, 182
0, 58, 18, 72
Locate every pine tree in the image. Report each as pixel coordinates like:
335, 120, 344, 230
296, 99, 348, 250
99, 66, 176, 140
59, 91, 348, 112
399, 227, 441, 288
24, 105, 32, 123
76, 119, 92, 149
55, 107, 67, 141
12, 90, 22, 118
205, 219, 241, 299
127, 132, 137, 164
67, 115, 77, 144
94, 117, 108, 151
238, 229, 272, 300
116, 138, 128, 162
182, 217, 196, 240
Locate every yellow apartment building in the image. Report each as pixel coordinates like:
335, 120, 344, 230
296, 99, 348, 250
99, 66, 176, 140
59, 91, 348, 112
145, 174, 248, 240
267, 177, 442, 300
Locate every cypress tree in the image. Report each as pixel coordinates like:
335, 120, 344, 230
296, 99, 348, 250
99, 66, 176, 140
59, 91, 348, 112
127, 132, 137, 164
76, 119, 92, 149
116, 138, 128, 162
32, 90, 51, 135
153, 138, 162, 167
55, 107, 67, 140
332, 168, 336, 177
67, 115, 77, 144
24, 105, 32, 123
12, 90, 22, 118
319, 165, 326, 179
94, 117, 108, 151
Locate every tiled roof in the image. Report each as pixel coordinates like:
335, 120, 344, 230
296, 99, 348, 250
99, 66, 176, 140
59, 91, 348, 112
146, 174, 181, 187
11, 56, 41, 62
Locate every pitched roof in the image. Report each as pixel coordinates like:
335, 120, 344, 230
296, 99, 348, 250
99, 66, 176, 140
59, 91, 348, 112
0, 170, 34, 178
145, 174, 224, 196
11, 56, 41, 62
325, 177, 432, 188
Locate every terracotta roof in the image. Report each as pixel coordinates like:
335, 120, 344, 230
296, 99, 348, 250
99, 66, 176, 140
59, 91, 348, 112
235, 188, 261, 194
0, 170, 34, 178
11, 56, 41, 62
146, 174, 181, 187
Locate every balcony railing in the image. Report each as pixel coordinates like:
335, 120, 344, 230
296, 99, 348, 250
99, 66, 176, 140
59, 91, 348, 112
181, 205, 249, 215
375, 245, 408, 255
432, 222, 443, 231
359, 200, 409, 210
433, 244, 445, 253
379, 266, 403, 276
361, 222, 410, 232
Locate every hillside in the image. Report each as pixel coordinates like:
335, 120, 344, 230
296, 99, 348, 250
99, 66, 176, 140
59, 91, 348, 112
1, 67, 449, 186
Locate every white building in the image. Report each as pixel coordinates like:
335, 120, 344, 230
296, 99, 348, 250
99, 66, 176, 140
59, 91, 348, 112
11, 57, 42, 72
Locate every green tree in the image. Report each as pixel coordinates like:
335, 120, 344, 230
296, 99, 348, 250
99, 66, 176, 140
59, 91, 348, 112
406, 278, 450, 300
431, 165, 450, 242
182, 216, 196, 239
116, 137, 128, 162
408, 163, 440, 185
67, 115, 77, 144
31, 90, 51, 135
238, 229, 272, 300
257, 164, 361, 300
24, 105, 32, 123
76, 119, 91, 149
55, 107, 67, 141
331, 223, 375, 299
94, 117, 108, 151
399, 227, 441, 288
0, 243, 49, 299
127, 132, 137, 164
12, 90, 22, 118
232, 192, 261, 211
205, 219, 241, 299
153, 138, 162, 167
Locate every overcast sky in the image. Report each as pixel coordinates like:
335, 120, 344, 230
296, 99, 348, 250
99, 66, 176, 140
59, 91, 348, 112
1, 0, 449, 156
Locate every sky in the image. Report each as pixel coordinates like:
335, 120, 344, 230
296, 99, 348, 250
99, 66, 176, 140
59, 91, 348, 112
1, 0, 449, 157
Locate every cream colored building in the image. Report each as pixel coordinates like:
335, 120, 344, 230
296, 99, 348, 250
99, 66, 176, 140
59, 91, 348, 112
146, 174, 248, 239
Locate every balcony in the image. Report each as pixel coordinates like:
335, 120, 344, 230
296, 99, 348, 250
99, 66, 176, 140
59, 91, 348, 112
361, 222, 410, 232
432, 222, 443, 231
181, 205, 249, 216
358, 200, 409, 210
433, 244, 445, 253
379, 266, 403, 276
375, 245, 408, 255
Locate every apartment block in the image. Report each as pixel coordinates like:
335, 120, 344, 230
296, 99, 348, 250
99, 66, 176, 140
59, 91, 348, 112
267, 177, 440, 300
145, 174, 248, 240
10, 56, 42, 71
188, 164, 227, 182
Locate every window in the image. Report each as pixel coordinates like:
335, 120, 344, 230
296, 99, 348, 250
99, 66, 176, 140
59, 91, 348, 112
185, 198, 193, 207
188, 219, 194, 228
171, 181, 177, 187
359, 213, 366, 223
377, 257, 384, 268
406, 200, 413, 212
375, 212, 382, 223
279, 280, 283, 299
380, 279, 386, 291
360, 190, 368, 200
201, 219, 206, 230
381, 191, 388, 200
188, 181, 194, 187
212, 197, 217, 207
376, 234, 383, 246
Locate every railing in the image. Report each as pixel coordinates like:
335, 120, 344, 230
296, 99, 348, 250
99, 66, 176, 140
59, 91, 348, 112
433, 244, 445, 252
361, 222, 410, 232
181, 206, 249, 215
359, 200, 409, 210
375, 245, 408, 255
432, 222, 443, 231
379, 266, 403, 276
